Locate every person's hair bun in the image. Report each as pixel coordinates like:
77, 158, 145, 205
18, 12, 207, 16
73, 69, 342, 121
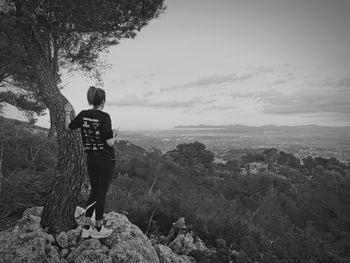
87, 86, 106, 106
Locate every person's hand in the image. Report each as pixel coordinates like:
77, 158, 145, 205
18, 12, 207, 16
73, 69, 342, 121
113, 128, 118, 137
64, 103, 73, 114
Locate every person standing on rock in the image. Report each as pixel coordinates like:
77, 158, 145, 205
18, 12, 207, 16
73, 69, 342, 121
64, 86, 117, 239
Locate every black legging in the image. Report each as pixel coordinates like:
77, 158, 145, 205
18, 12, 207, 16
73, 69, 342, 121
85, 153, 116, 221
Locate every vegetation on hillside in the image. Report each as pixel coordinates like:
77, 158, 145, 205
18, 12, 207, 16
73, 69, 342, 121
1, 117, 349, 262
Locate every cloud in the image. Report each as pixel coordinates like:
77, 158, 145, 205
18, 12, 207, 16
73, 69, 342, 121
181, 73, 254, 87
109, 95, 203, 109
205, 105, 237, 111
204, 99, 216, 104
143, 91, 156, 97
231, 89, 280, 100
144, 66, 287, 97
227, 73, 350, 119
148, 98, 201, 109
157, 72, 254, 94
270, 79, 287, 86
336, 75, 350, 88
108, 95, 148, 107
259, 87, 350, 116
306, 73, 350, 89
231, 91, 256, 98
249, 65, 275, 75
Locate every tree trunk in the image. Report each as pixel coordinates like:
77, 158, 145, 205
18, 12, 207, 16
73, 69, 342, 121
145, 209, 155, 236
18, 13, 86, 232
37, 62, 85, 233
0, 145, 3, 198
148, 173, 158, 195
36, 58, 86, 233
47, 110, 55, 138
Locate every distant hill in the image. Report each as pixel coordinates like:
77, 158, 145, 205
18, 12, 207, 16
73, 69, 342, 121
174, 124, 350, 133
0, 116, 49, 135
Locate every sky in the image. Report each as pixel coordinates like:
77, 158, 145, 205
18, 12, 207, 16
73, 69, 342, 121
3, 0, 350, 130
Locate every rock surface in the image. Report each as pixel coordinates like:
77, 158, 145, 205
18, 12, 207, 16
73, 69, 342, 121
193, 237, 209, 253
169, 233, 196, 255
103, 211, 160, 263
0, 207, 166, 263
0, 208, 59, 263
56, 231, 69, 248
67, 226, 82, 246
67, 239, 110, 262
155, 244, 196, 263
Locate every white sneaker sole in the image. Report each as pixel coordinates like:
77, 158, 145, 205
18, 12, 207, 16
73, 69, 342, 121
90, 231, 113, 239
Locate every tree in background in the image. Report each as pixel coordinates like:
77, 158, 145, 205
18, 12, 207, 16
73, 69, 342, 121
167, 141, 214, 168
278, 151, 301, 169
0, 0, 165, 232
0, 88, 46, 125
0, 118, 10, 198
0, 16, 54, 135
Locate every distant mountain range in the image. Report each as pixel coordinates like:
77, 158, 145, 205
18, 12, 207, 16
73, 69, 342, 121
174, 124, 350, 133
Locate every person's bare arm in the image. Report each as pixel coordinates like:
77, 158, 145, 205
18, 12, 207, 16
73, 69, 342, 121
64, 103, 75, 130
106, 129, 118, 146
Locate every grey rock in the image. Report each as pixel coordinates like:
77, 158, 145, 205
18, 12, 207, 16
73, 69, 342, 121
17, 213, 42, 233
60, 248, 69, 258
67, 238, 108, 262
67, 226, 82, 246
75, 250, 113, 263
154, 244, 195, 263
56, 231, 69, 248
169, 234, 196, 255
0, 228, 60, 263
103, 211, 159, 263
22, 206, 44, 217
193, 238, 208, 253
0, 206, 163, 263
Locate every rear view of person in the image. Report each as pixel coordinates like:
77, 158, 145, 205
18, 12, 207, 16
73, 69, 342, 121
65, 86, 118, 239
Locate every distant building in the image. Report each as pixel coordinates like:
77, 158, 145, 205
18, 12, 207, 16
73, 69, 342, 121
241, 162, 268, 175
213, 157, 227, 164
240, 167, 248, 175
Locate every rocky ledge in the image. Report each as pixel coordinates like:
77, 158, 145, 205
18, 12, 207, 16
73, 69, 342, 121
0, 207, 204, 263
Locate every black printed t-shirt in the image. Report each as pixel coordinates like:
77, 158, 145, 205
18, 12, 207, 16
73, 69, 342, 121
69, 109, 115, 159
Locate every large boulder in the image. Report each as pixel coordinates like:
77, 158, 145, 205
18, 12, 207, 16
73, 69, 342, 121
22, 206, 44, 218
103, 211, 160, 263
193, 237, 209, 253
17, 212, 42, 233
0, 206, 171, 263
67, 226, 82, 246
169, 234, 196, 255
75, 250, 113, 263
0, 211, 59, 263
55, 231, 69, 248
154, 244, 196, 263
67, 239, 110, 262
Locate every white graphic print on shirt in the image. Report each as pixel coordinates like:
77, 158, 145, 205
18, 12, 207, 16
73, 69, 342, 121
82, 117, 104, 151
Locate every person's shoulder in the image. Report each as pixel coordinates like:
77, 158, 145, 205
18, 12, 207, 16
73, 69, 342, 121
100, 111, 111, 119
91, 110, 110, 122
77, 109, 89, 117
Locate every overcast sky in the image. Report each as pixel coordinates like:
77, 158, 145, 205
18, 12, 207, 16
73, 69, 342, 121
4, 0, 350, 130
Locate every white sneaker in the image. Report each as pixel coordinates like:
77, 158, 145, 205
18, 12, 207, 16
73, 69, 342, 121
81, 226, 93, 238
90, 225, 113, 239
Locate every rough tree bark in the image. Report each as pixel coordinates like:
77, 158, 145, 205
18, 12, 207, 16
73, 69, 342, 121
0, 145, 3, 198
32, 46, 86, 232
17, 4, 86, 232
47, 110, 55, 138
